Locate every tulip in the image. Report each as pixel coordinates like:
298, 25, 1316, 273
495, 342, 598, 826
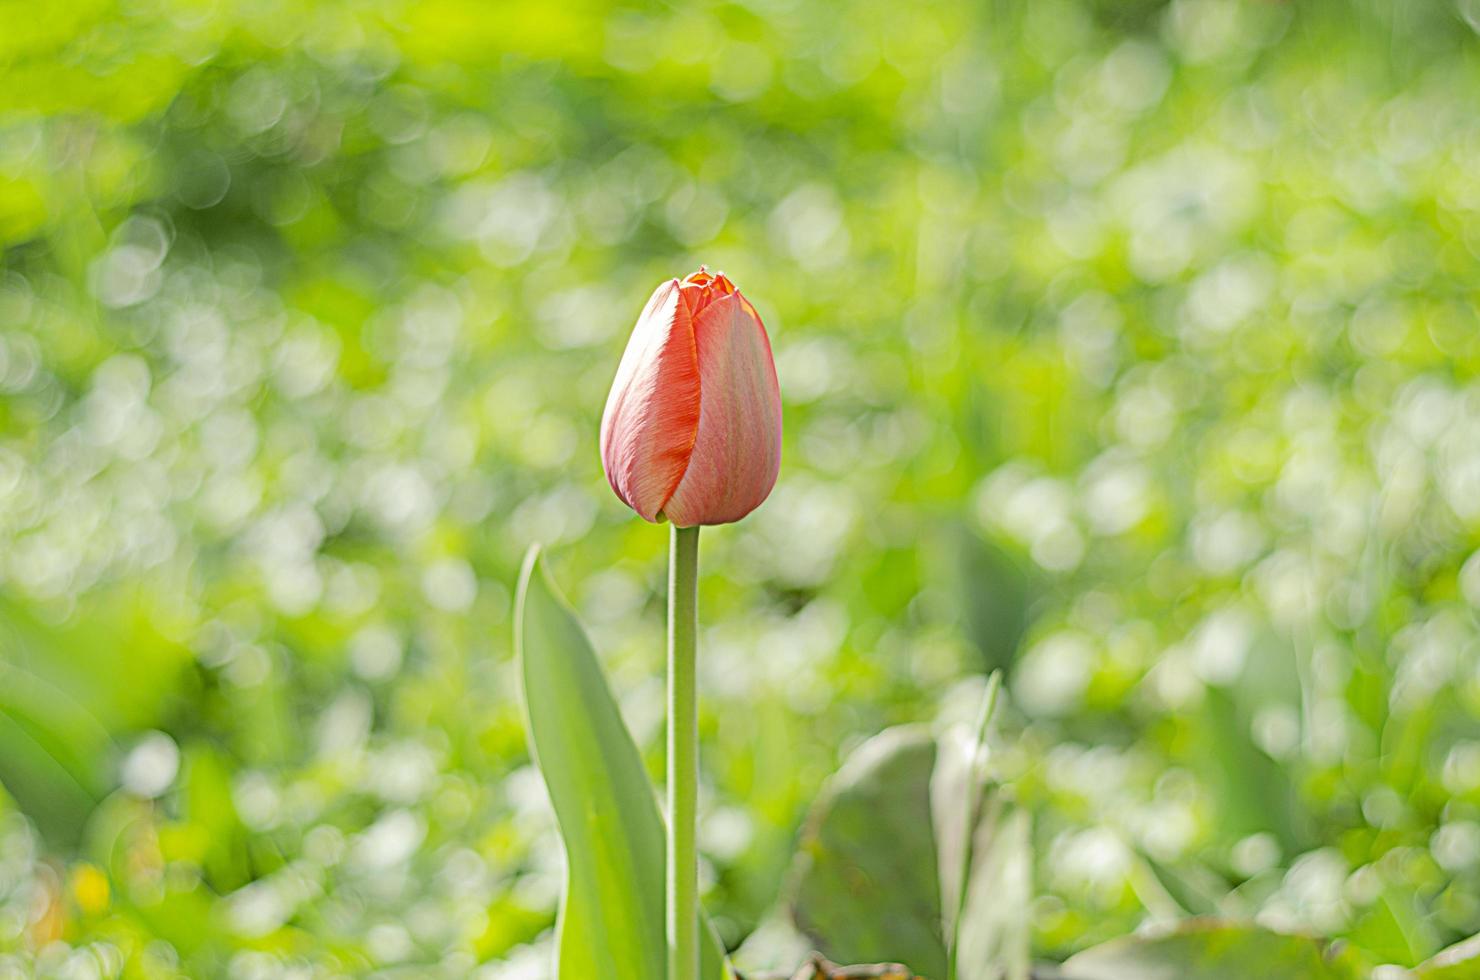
599, 267, 781, 980
600, 267, 782, 527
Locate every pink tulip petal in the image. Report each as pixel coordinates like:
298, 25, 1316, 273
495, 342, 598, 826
662, 292, 782, 527
599, 281, 701, 522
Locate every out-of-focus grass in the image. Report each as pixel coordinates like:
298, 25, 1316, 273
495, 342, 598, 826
1, 0, 1480, 975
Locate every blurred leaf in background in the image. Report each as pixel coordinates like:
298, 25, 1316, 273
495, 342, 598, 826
1058, 920, 1368, 980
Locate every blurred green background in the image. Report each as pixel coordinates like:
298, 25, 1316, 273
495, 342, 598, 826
3, 0, 1480, 976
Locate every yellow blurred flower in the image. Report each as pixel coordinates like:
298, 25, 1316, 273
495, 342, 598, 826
69, 863, 110, 916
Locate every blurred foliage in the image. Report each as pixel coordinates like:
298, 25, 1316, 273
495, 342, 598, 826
3, 0, 1480, 977
1057, 919, 1370, 979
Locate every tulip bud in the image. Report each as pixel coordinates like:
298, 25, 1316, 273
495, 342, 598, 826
600, 267, 782, 527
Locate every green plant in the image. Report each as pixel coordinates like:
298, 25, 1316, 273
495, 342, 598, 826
515, 553, 1480, 978
516, 546, 732, 979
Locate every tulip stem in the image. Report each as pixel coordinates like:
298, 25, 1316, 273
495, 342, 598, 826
668, 523, 701, 980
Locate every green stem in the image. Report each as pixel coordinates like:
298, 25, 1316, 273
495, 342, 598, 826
667, 524, 701, 980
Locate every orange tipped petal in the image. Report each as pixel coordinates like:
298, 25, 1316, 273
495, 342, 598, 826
599, 281, 702, 522
661, 292, 782, 527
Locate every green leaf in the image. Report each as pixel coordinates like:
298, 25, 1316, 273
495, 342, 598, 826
1418, 934, 1480, 978
1196, 687, 1305, 856
1059, 920, 1365, 980
952, 801, 1030, 980
0, 659, 115, 851
789, 727, 948, 976
955, 532, 1032, 677
932, 672, 1030, 980
515, 546, 730, 980
1346, 886, 1441, 967
778, 706, 1032, 980
1133, 852, 1227, 919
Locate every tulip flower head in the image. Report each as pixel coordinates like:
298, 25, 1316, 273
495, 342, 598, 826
600, 268, 782, 527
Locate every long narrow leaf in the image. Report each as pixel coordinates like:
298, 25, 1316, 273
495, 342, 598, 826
516, 545, 729, 980
931, 672, 1029, 980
